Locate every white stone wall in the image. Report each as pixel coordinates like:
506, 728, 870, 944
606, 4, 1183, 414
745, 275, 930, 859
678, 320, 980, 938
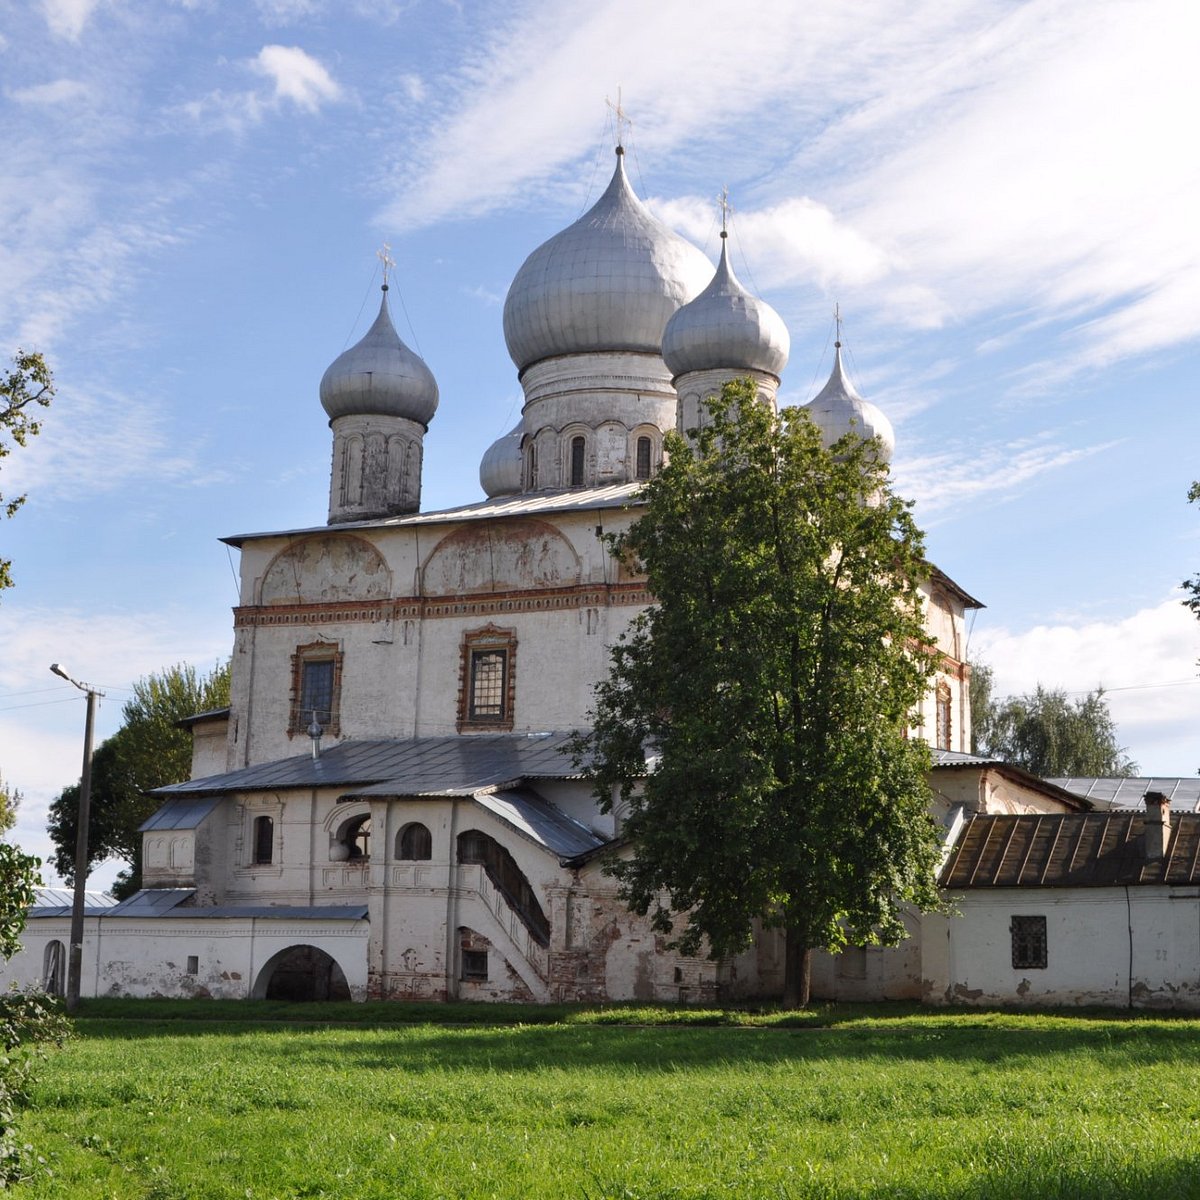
0, 914, 369, 1000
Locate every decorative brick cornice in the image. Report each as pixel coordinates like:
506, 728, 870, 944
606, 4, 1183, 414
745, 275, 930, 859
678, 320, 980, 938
233, 582, 652, 629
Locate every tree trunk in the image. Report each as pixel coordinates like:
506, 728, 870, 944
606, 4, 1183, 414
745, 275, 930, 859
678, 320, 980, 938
782, 929, 811, 1008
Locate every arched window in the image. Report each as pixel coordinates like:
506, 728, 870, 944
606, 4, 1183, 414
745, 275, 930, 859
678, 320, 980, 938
635, 435, 652, 480
335, 814, 371, 860
457, 830, 549, 946
570, 435, 586, 487
527, 440, 538, 490
397, 822, 432, 861
253, 815, 274, 865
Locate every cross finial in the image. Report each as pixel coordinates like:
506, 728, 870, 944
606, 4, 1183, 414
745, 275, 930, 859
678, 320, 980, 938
834, 303, 842, 348
606, 88, 631, 150
377, 243, 395, 292
718, 186, 732, 237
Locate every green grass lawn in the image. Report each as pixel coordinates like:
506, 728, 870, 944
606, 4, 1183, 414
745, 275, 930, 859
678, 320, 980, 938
15, 1002, 1200, 1199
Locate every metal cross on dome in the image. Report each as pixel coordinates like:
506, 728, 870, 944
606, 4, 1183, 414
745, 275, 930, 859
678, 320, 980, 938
606, 89, 632, 148
377, 243, 395, 289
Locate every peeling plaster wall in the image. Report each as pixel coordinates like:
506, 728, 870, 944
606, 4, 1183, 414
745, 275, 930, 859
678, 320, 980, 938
0, 916, 369, 1000
928, 888, 1200, 1010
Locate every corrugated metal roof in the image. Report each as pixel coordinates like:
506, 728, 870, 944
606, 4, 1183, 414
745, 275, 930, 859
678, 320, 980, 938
138, 796, 222, 832
222, 484, 644, 547
940, 812, 1200, 888
1049, 777, 1200, 811
153, 732, 584, 797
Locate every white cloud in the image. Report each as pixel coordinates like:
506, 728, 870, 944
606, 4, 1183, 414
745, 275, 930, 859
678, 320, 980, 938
252, 44, 341, 112
41, 0, 101, 41
971, 598, 1200, 775
255, 0, 322, 23
183, 44, 341, 132
8, 78, 89, 105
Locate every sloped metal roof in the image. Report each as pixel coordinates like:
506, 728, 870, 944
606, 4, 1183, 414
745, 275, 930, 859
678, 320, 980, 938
472, 787, 605, 859
940, 811, 1200, 888
29, 887, 119, 917
1049, 777, 1200, 811
222, 484, 644, 547
138, 797, 221, 832
45, 888, 369, 922
152, 732, 583, 797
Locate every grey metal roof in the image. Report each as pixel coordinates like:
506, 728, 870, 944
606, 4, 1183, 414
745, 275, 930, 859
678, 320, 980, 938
138, 796, 221, 832
472, 787, 605, 860
153, 732, 585, 797
1049, 777, 1200, 811
222, 483, 644, 546
930, 749, 998, 767
44, 888, 369, 922
29, 887, 119, 917
177, 707, 230, 729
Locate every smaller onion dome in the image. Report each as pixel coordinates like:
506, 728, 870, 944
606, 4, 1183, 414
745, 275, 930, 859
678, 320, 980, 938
320, 287, 439, 427
802, 343, 895, 461
479, 422, 523, 497
661, 232, 790, 378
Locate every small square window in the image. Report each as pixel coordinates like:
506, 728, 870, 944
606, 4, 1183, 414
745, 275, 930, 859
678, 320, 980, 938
1011, 915, 1047, 970
462, 949, 488, 981
186, 956, 199, 975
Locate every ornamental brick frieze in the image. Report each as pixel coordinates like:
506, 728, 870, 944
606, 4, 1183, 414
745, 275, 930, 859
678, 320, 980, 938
233, 582, 653, 628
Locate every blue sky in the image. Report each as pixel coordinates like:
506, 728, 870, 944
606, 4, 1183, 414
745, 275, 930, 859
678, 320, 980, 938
2, 0, 1199, 889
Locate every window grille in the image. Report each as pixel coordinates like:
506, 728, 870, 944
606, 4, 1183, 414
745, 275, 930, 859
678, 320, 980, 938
635, 436, 652, 480
461, 949, 488, 981
1010, 915, 1047, 969
570, 435, 586, 486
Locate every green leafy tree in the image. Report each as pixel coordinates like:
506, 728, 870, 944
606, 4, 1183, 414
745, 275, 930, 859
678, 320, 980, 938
970, 667, 1137, 777
0, 841, 70, 1184
1185, 481, 1200, 620
48, 661, 230, 898
579, 379, 943, 1008
1, 351, 54, 595
0, 775, 18, 836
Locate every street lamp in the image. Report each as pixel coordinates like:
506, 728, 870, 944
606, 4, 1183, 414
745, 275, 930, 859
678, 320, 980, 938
49, 663, 103, 1013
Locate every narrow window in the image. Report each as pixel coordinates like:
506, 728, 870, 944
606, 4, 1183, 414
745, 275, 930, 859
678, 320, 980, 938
397, 822, 432, 861
469, 649, 507, 721
570, 435, 586, 486
301, 660, 334, 728
935, 683, 952, 751
528, 441, 538, 489
461, 949, 489, 981
186, 955, 199, 975
458, 627, 517, 732
635, 435, 652, 480
1010, 915, 1047, 969
253, 815, 274, 865
289, 643, 343, 737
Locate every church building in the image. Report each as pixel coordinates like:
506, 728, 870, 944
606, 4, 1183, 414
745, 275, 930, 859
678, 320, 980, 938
9, 144, 1142, 1008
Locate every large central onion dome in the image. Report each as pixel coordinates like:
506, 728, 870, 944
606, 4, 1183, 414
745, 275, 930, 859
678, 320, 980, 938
320, 287, 439, 427
662, 231, 790, 379
502, 147, 713, 373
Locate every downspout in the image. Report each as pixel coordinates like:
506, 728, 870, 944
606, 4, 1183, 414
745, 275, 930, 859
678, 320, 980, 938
248, 916, 258, 1000
1125, 885, 1134, 1009
411, 529, 424, 738
308, 789, 317, 906
444, 795, 460, 1000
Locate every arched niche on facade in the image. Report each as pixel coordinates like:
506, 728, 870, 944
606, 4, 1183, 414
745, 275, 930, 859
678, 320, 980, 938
252, 944, 351, 1001
421, 518, 581, 596
258, 534, 392, 606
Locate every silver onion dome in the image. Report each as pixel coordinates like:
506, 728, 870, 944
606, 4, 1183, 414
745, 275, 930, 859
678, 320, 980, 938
479, 422, 523, 497
802, 343, 895, 461
661, 233, 790, 378
502, 148, 713, 373
320, 287, 439, 426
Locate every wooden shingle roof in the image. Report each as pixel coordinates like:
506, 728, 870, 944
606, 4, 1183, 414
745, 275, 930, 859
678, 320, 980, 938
940, 812, 1200, 889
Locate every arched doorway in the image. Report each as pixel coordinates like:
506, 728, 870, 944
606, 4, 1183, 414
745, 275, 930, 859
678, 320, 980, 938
254, 944, 351, 1001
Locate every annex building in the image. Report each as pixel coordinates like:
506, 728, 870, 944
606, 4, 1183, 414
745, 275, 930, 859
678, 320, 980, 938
8, 147, 1197, 1010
